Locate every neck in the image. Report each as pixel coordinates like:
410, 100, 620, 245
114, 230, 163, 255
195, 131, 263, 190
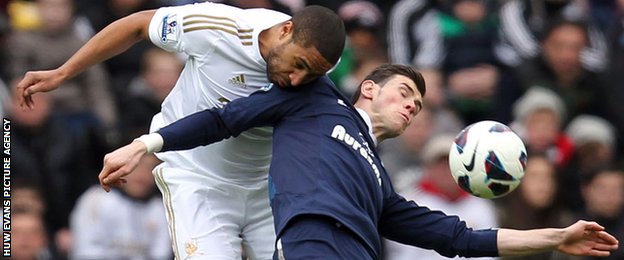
372, 123, 391, 143
355, 104, 387, 144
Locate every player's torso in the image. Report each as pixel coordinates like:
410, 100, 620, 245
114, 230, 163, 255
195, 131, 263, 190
149, 3, 290, 181
163, 62, 274, 181
269, 85, 387, 244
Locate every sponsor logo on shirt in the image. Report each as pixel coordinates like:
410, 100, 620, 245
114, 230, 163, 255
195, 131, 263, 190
331, 125, 382, 186
161, 14, 178, 43
228, 74, 247, 88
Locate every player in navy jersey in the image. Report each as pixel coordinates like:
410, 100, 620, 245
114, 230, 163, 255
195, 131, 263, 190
100, 64, 619, 259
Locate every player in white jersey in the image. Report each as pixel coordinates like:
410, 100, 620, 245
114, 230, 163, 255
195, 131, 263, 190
16, 2, 346, 259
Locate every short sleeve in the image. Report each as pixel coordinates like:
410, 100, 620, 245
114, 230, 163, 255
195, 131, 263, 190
148, 6, 186, 53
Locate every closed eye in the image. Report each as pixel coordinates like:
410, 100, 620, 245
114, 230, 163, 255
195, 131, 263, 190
296, 58, 312, 71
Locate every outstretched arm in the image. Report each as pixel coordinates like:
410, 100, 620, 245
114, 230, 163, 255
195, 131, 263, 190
98, 82, 304, 191
16, 10, 155, 109
498, 220, 619, 257
98, 108, 234, 191
380, 190, 618, 258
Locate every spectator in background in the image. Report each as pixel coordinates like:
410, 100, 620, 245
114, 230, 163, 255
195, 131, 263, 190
306, 0, 395, 17
75, 0, 160, 92
12, 182, 71, 259
0, 5, 9, 80
566, 115, 617, 174
584, 0, 619, 33
5, 0, 41, 31
12, 211, 53, 260
9, 84, 106, 257
498, 0, 608, 72
437, 0, 510, 124
562, 115, 617, 211
604, 0, 624, 159
9, 90, 82, 239
577, 166, 624, 260
384, 134, 498, 260
70, 154, 171, 259
386, 0, 446, 108
508, 19, 611, 125
497, 154, 576, 260
12, 183, 46, 218
7, 0, 119, 179
0, 78, 8, 117
330, 0, 387, 96
7, 0, 118, 147
510, 87, 574, 169
119, 47, 183, 143
387, 0, 441, 70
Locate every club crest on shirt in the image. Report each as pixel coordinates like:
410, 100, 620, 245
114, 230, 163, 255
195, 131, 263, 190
161, 14, 178, 43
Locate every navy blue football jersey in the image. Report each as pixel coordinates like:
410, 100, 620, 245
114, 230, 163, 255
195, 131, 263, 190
157, 76, 498, 258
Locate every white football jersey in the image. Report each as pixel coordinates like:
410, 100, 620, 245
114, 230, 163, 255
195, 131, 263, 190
147, 3, 290, 182
70, 187, 171, 259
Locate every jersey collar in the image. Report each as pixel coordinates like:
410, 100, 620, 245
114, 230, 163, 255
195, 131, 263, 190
355, 108, 377, 147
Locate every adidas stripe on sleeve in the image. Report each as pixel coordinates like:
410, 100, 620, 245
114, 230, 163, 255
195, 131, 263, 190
148, 3, 254, 57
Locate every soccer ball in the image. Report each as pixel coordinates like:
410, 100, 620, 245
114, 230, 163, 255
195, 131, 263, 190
448, 120, 527, 199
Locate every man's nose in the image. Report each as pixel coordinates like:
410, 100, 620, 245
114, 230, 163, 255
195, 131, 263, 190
405, 102, 416, 115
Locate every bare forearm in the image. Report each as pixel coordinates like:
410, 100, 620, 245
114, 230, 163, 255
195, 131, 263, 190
57, 10, 155, 80
497, 228, 564, 256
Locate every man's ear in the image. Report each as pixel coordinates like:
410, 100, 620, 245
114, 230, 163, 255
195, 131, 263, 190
360, 80, 377, 100
279, 21, 294, 40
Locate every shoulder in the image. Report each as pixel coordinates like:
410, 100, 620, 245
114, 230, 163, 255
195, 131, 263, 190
157, 2, 243, 14
262, 76, 335, 95
241, 7, 291, 21
162, 3, 290, 28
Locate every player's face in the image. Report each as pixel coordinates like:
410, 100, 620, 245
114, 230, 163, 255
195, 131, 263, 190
370, 75, 423, 138
266, 41, 333, 87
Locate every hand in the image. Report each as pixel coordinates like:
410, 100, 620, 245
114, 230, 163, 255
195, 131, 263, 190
98, 141, 149, 192
557, 220, 619, 257
16, 69, 66, 109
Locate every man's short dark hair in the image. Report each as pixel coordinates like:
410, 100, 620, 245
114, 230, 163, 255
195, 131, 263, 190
291, 5, 346, 66
351, 64, 426, 104
538, 18, 589, 44
580, 164, 624, 187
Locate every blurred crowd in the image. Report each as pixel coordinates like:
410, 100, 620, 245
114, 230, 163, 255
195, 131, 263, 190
0, 0, 622, 259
